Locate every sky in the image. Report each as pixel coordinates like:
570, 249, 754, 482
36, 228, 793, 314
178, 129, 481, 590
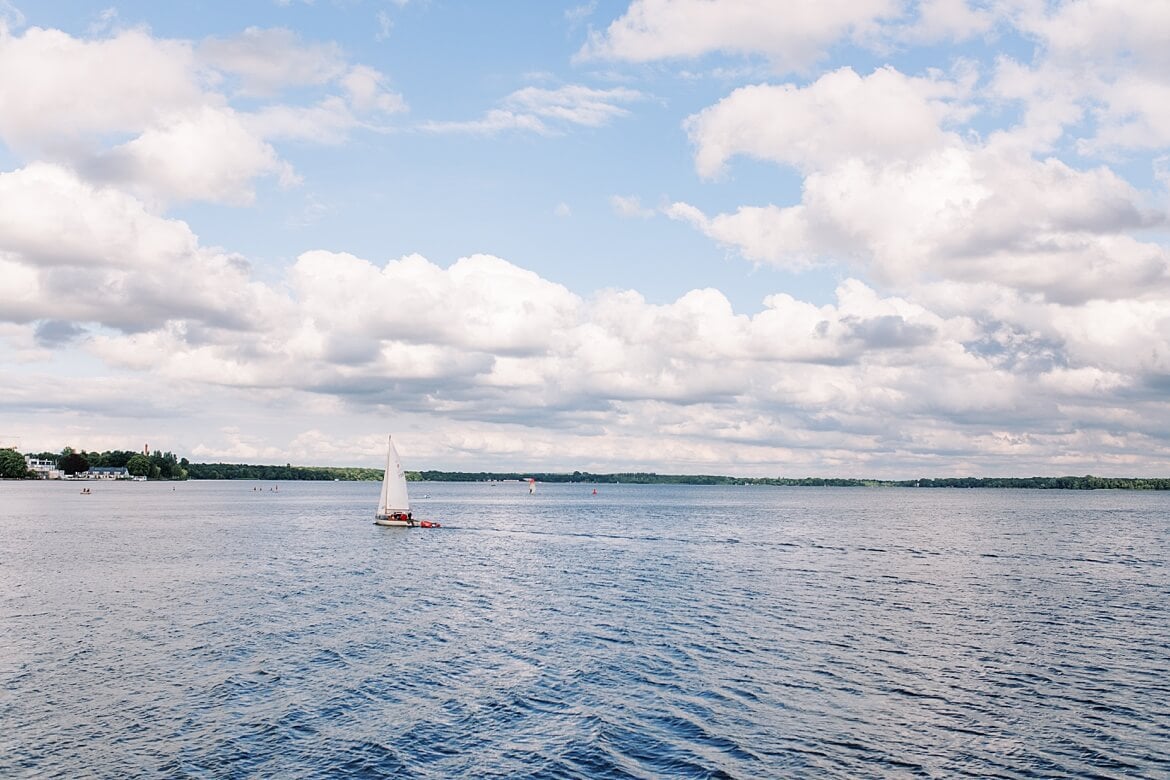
2, 0, 1170, 477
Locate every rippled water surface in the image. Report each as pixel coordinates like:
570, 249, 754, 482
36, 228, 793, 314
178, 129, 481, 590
3, 481, 1169, 777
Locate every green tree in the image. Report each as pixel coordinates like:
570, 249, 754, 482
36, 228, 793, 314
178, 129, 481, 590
126, 454, 151, 477
0, 449, 30, 478
149, 451, 181, 479
59, 450, 89, 475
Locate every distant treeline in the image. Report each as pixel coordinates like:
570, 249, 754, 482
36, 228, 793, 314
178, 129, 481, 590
889, 476, 1170, 490
185, 463, 383, 481
9, 448, 1170, 489
409, 471, 1170, 490
53, 461, 1170, 489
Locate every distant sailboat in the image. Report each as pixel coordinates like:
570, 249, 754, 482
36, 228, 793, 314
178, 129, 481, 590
528, 478, 536, 495
374, 435, 439, 528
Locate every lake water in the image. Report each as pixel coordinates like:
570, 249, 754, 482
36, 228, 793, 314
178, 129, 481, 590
2, 480, 1168, 778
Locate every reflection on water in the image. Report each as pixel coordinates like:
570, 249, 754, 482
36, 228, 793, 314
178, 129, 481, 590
3, 481, 1168, 777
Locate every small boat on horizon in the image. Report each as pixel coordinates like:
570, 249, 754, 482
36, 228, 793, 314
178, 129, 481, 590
374, 435, 440, 529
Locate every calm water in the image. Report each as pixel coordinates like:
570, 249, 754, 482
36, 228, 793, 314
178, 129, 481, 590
2, 481, 1168, 778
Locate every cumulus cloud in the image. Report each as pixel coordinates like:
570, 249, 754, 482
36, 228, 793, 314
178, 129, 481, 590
0, 23, 405, 206
668, 50, 1168, 305
0, 163, 285, 332
1020, 0, 1170, 73
670, 148, 1168, 301
685, 66, 973, 177
85, 106, 297, 204
0, 26, 202, 153
5, 191, 1170, 472
987, 0, 1170, 156
1, 223, 1014, 442
577, 0, 900, 72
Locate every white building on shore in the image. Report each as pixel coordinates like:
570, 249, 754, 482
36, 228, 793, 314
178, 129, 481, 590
80, 466, 131, 480
24, 456, 63, 480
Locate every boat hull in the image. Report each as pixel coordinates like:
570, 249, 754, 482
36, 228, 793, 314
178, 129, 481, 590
373, 517, 440, 528
374, 518, 415, 527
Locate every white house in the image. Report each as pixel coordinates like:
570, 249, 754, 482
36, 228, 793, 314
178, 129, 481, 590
83, 466, 131, 480
24, 456, 63, 480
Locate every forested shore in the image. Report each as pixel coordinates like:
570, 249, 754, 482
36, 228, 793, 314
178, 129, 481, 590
184, 462, 383, 481
6, 447, 1170, 488
410, 472, 1170, 490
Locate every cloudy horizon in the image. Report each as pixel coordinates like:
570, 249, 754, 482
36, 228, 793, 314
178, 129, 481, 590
2, 0, 1170, 478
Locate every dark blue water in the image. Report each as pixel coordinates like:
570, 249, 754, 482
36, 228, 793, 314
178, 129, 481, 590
3, 481, 1168, 778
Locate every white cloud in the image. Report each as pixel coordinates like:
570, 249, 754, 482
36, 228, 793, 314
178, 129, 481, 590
422, 84, 643, 136
901, 0, 997, 43
7, 214, 1170, 473
1021, 0, 1170, 73
341, 65, 407, 114
0, 26, 202, 153
987, 1, 1170, 156
686, 66, 972, 177
578, 0, 900, 72
672, 52, 1168, 306
88, 106, 296, 205
421, 109, 550, 136
197, 26, 346, 95
611, 194, 655, 218
503, 85, 643, 127
1081, 74, 1170, 153
9, 237, 977, 428
0, 24, 406, 206
671, 146, 1167, 300
0, 163, 285, 332
289, 251, 583, 357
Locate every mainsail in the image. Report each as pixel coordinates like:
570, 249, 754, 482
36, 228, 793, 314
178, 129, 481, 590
377, 435, 410, 518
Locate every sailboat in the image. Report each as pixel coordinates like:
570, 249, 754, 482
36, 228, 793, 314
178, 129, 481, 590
527, 478, 536, 495
374, 435, 439, 528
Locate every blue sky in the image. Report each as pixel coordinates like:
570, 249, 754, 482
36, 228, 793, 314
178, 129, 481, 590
2, 1, 1170, 476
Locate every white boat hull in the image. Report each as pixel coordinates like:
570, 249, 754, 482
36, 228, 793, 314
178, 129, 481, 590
374, 517, 414, 527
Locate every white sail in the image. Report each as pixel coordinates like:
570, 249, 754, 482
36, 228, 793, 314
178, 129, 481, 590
376, 435, 410, 517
